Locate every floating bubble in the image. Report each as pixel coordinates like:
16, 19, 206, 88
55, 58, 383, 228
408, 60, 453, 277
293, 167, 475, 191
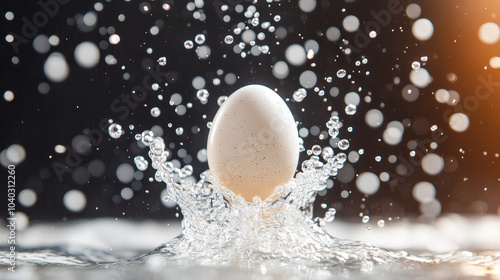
326, 26, 341, 41
379, 172, 390, 182
344, 92, 360, 106
176, 127, 184, 135
356, 172, 380, 195
109, 123, 123, 139
419, 199, 441, 218
337, 69, 346, 78
157, 57, 167, 66
402, 84, 420, 102
175, 105, 187, 116
141, 130, 154, 145
195, 34, 206, 44
298, 0, 316, 13
377, 220, 385, 228
105, 54, 117, 65
44, 53, 69, 83
121, 187, 134, 200
299, 70, 317, 89
33, 35, 50, 54
421, 153, 444, 175
293, 88, 307, 102
348, 151, 360, 163
19, 189, 37, 207
151, 107, 161, 117
83, 11, 97, 27
490, 57, 500, 69
449, 113, 470, 133
184, 40, 194, 49
406, 3, 421, 19
285, 44, 307, 66
412, 18, 434, 41
362, 216, 370, 224
478, 22, 500, 44
170, 93, 182, 105
197, 149, 208, 162
345, 104, 357, 115
217, 96, 228, 106
409, 68, 432, 88
364, 109, 384, 128
74, 41, 100, 68
343, 15, 360, 32
435, 89, 450, 103
54, 145, 66, 153
63, 190, 87, 212
109, 34, 120, 44
192, 76, 206, 89
88, 159, 105, 177
413, 181, 436, 204
224, 35, 234, 44
383, 122, 404, 145
338, 139, 350, 150
224, 73, 237, 85
304, 39, 320, 55
5, 144, 26, 165
5, 11, 14, 20
196, 46, 211, 59
196, 89, 209, 104
446, 90, 460, 106
4, 90, 14, 102
241, 30, 256, 43
116, 163, 134, 183
272, 61, 289, 79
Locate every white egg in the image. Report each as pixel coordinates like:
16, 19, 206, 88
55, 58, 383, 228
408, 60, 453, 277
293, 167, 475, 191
207, 84, 300, 201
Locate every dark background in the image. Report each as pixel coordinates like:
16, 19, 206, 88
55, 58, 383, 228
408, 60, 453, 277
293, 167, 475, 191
0, 0, 499, 223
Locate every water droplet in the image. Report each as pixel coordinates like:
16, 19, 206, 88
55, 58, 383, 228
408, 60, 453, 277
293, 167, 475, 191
338, 139, 350, 150
312, 145, 322, 156
184, 40, 194, 49
134, 156, 149, 171
337, 69, 346, 78
274, 15, 281, 22
377, 219, 385, 227
322, 147, 334, 160
412, 61, 421, 69
293, 88, 307, 102
195, 34, 206, 44
362, 216, 370, 223
157, 57, 167, 66
196, 89, 209, 104
151, 107, 161, 117
224, 35, 234, 44
345, 104, 357, 115
176, 127, 184, 135
141, 130, 154, 146
217, 96, 228, 106
108, 123, 123, 139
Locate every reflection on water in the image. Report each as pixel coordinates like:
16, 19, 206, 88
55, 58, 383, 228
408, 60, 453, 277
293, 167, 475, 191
1, 218, 499, 279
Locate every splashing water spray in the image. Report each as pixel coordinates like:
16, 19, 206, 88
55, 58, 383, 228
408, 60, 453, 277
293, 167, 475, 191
140, 84, 399, 267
